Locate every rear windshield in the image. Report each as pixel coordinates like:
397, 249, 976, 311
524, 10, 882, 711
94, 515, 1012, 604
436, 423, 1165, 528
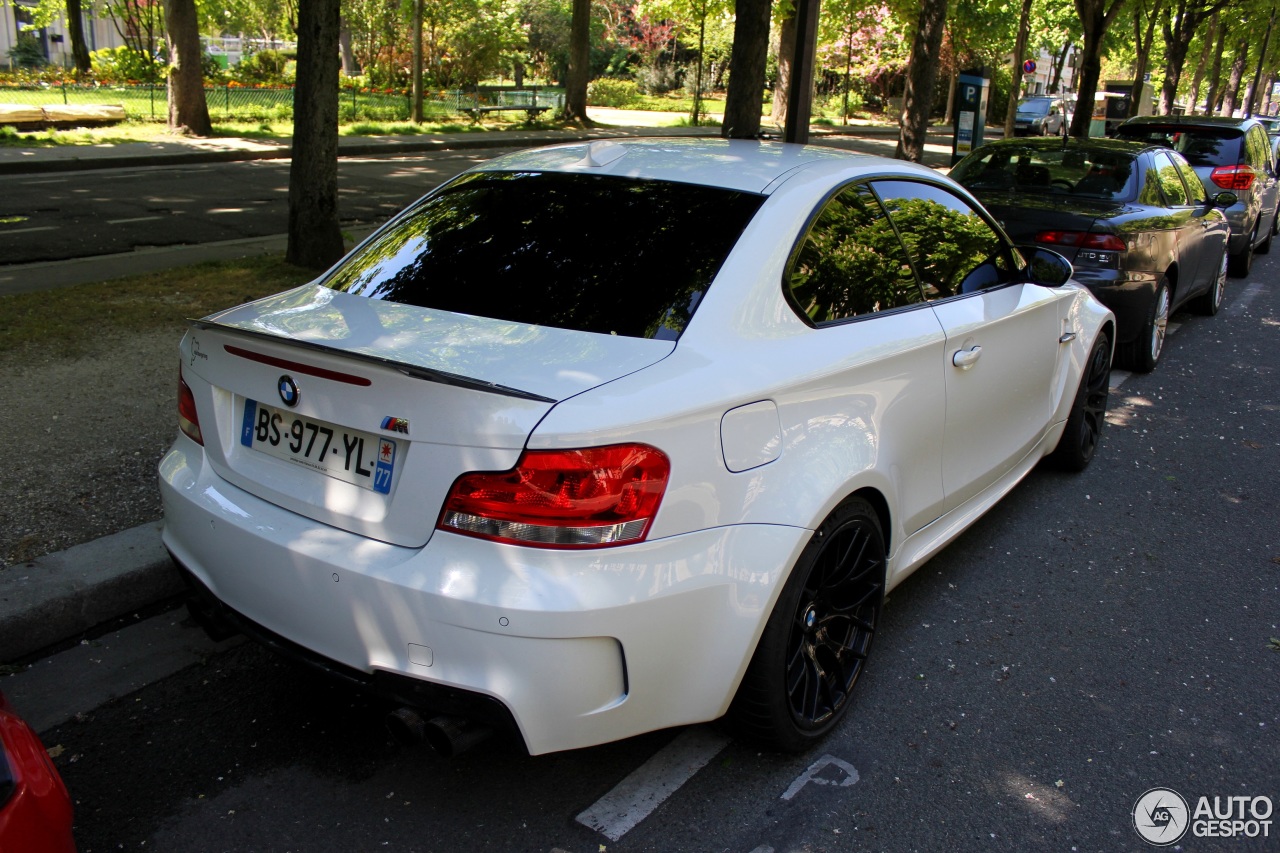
1114, 124, 1243, 167
323, 171, 765, 340
952, 145, 1137, 200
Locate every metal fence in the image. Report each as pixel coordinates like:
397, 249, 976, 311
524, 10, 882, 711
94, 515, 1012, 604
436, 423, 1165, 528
0, 84, 565, 123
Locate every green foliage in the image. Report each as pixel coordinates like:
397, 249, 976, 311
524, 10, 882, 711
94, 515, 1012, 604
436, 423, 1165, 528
7, 33, 46, 69
230, 49, 294, 85
587, 77, 642, 106
91, 45, 163, 84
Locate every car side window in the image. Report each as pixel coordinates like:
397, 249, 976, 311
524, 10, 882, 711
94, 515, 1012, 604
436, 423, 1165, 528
1151, 152, 1189, 206
1247, 126, 1273, 173
1169, 153, 1207, 205
785, 183, 924, 324
870, 180, 1015, 299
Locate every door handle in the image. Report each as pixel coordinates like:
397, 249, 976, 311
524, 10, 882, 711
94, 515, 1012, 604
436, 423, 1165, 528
952, 345, 982, 369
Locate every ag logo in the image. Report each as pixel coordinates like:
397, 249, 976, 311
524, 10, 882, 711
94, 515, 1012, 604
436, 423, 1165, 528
1133, 787, 1190, 845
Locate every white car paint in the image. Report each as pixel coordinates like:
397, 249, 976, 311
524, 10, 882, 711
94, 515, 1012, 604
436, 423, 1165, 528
160, 138, 1113, 754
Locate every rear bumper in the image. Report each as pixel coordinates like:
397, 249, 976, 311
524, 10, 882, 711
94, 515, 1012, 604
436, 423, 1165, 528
159, 438, 808, 755
1069, 267, 1157, 345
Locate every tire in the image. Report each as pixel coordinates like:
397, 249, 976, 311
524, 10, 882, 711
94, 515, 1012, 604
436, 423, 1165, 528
1121, 278, 1169, 373
1048, 329, 1111, 472
1191, 246, 1227, 316
726, 497, 886, 752
1228, 221, 1256, 277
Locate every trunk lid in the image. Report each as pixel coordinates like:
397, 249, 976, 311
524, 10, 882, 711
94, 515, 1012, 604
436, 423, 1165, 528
976, 193, 1130, 264
181, 284, 674, 548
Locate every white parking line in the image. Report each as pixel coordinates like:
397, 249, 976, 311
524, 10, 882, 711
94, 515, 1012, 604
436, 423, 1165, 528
105, 215, 163, 225
0, 225, 57, 236
575, 726, 730, 841
1226, 280, 1266, 317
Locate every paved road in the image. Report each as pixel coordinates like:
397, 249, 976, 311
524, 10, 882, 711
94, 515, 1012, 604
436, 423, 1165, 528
10, 252, 1277, 851
0, 148, 521, 265
0, 134, 954, 267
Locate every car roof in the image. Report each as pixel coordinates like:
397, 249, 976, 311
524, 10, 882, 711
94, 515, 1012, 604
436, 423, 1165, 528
1120, 114, 1262, 131
966, 137, 1155, 156
471, 137, 903, 194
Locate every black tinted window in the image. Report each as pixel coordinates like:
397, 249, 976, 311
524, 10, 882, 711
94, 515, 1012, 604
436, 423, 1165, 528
325, 171, 764, 339
871, 180, 1014, 298
786, 183, 923, 324
1115, 124, 1243, 167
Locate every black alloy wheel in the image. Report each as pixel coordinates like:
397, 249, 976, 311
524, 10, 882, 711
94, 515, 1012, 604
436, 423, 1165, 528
727, 498, 886, 751
1049, 329, 1111, 471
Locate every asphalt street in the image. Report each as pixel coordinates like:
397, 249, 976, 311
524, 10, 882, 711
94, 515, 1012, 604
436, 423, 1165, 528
1, 136, 1275, 852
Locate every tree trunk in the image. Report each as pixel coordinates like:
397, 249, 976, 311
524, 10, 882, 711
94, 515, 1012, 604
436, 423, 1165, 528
1246, 4, 1275, 117
286, 0, 344, 270
65, 0, 91, 74
1158, 0, 1228, 115
1187, 13, 1218, 113
562, 0, 591, 122
163, 0, 212, 136
1203, 14, 1228, 113
339, 23, 359, 75
772, 9, 796, 126
1129, 1, 1160, 117
895, 0, 947, 160
722, 0, 773, 138
1004, 0, 1034, 136
411, 0, 423, 123
1049, 40, 1071, 94
1071, 0, 1126, 137
1221, 38, 1248, 116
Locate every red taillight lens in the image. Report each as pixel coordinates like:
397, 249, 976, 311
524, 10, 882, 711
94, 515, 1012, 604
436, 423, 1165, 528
1035, 230, 1126, 251
1210, 165, 1255, 191
178, 368, 204, 446
438, 444, 670, 549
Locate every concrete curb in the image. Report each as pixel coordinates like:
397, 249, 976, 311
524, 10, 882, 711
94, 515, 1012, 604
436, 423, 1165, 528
0, 522, 182, 663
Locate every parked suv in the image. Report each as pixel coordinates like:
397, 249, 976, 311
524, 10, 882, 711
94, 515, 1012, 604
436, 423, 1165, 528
1116, 115, 1280, 276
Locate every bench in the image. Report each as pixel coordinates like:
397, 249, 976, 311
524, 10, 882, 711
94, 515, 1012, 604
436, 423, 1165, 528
460, 105, 552, 121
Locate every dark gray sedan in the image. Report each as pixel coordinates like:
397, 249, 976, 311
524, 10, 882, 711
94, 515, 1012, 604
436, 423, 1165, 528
952, 137, 1233, 372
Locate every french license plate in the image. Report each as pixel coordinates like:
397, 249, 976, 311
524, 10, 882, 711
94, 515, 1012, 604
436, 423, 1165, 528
240, 399, 396, 494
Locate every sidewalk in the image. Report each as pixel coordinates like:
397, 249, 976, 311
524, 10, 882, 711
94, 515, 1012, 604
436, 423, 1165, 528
0, 116, 955, 664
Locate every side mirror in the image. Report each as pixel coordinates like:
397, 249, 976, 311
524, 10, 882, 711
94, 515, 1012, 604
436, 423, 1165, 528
1210, 190, 1238, 208
1019, 245, 1074, 287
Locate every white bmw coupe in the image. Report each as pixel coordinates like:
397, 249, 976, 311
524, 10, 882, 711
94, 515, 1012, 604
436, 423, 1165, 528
160, 138, 1114, 756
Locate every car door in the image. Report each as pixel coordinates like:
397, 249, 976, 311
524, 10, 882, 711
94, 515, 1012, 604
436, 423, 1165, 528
870, 179, 1074, 510
781, 181, 948, 537
1147, 150, 1208, 295
1246, 125, 1279, 233
1170, 152, 1231, 284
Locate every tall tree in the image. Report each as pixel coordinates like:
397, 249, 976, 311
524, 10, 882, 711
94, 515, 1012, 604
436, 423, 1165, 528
1202, 11, 1229, 111
1220, 36, 1248, 115
1186, 11, 1218, 112
561, 0, 591, 121
1004, 0, 1034, 136
1070, 0, 1127, 137
896, 0, 947, 161
163, 0, 212, 136
65, 0, 91, 73
722, 0, 772, 138
772, 6, 797, 126
1128, 0, 1161, 117
1158, 0, 1232, 114
287, 0, 344, 269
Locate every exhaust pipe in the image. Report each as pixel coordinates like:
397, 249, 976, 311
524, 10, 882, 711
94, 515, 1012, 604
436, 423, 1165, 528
386, 708, 493, 757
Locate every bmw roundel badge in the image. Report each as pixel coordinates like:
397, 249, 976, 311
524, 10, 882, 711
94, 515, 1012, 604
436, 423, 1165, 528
278, 375, 300, 407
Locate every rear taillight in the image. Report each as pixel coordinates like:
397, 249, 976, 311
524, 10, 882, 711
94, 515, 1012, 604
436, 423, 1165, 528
438, 444, 670, 549
178, 368, 204, 446
1035, 231, 1126, 251
1210, 165, 1255, 191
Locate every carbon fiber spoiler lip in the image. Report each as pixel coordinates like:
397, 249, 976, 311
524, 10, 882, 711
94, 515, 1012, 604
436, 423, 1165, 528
187, 318, 558, 404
